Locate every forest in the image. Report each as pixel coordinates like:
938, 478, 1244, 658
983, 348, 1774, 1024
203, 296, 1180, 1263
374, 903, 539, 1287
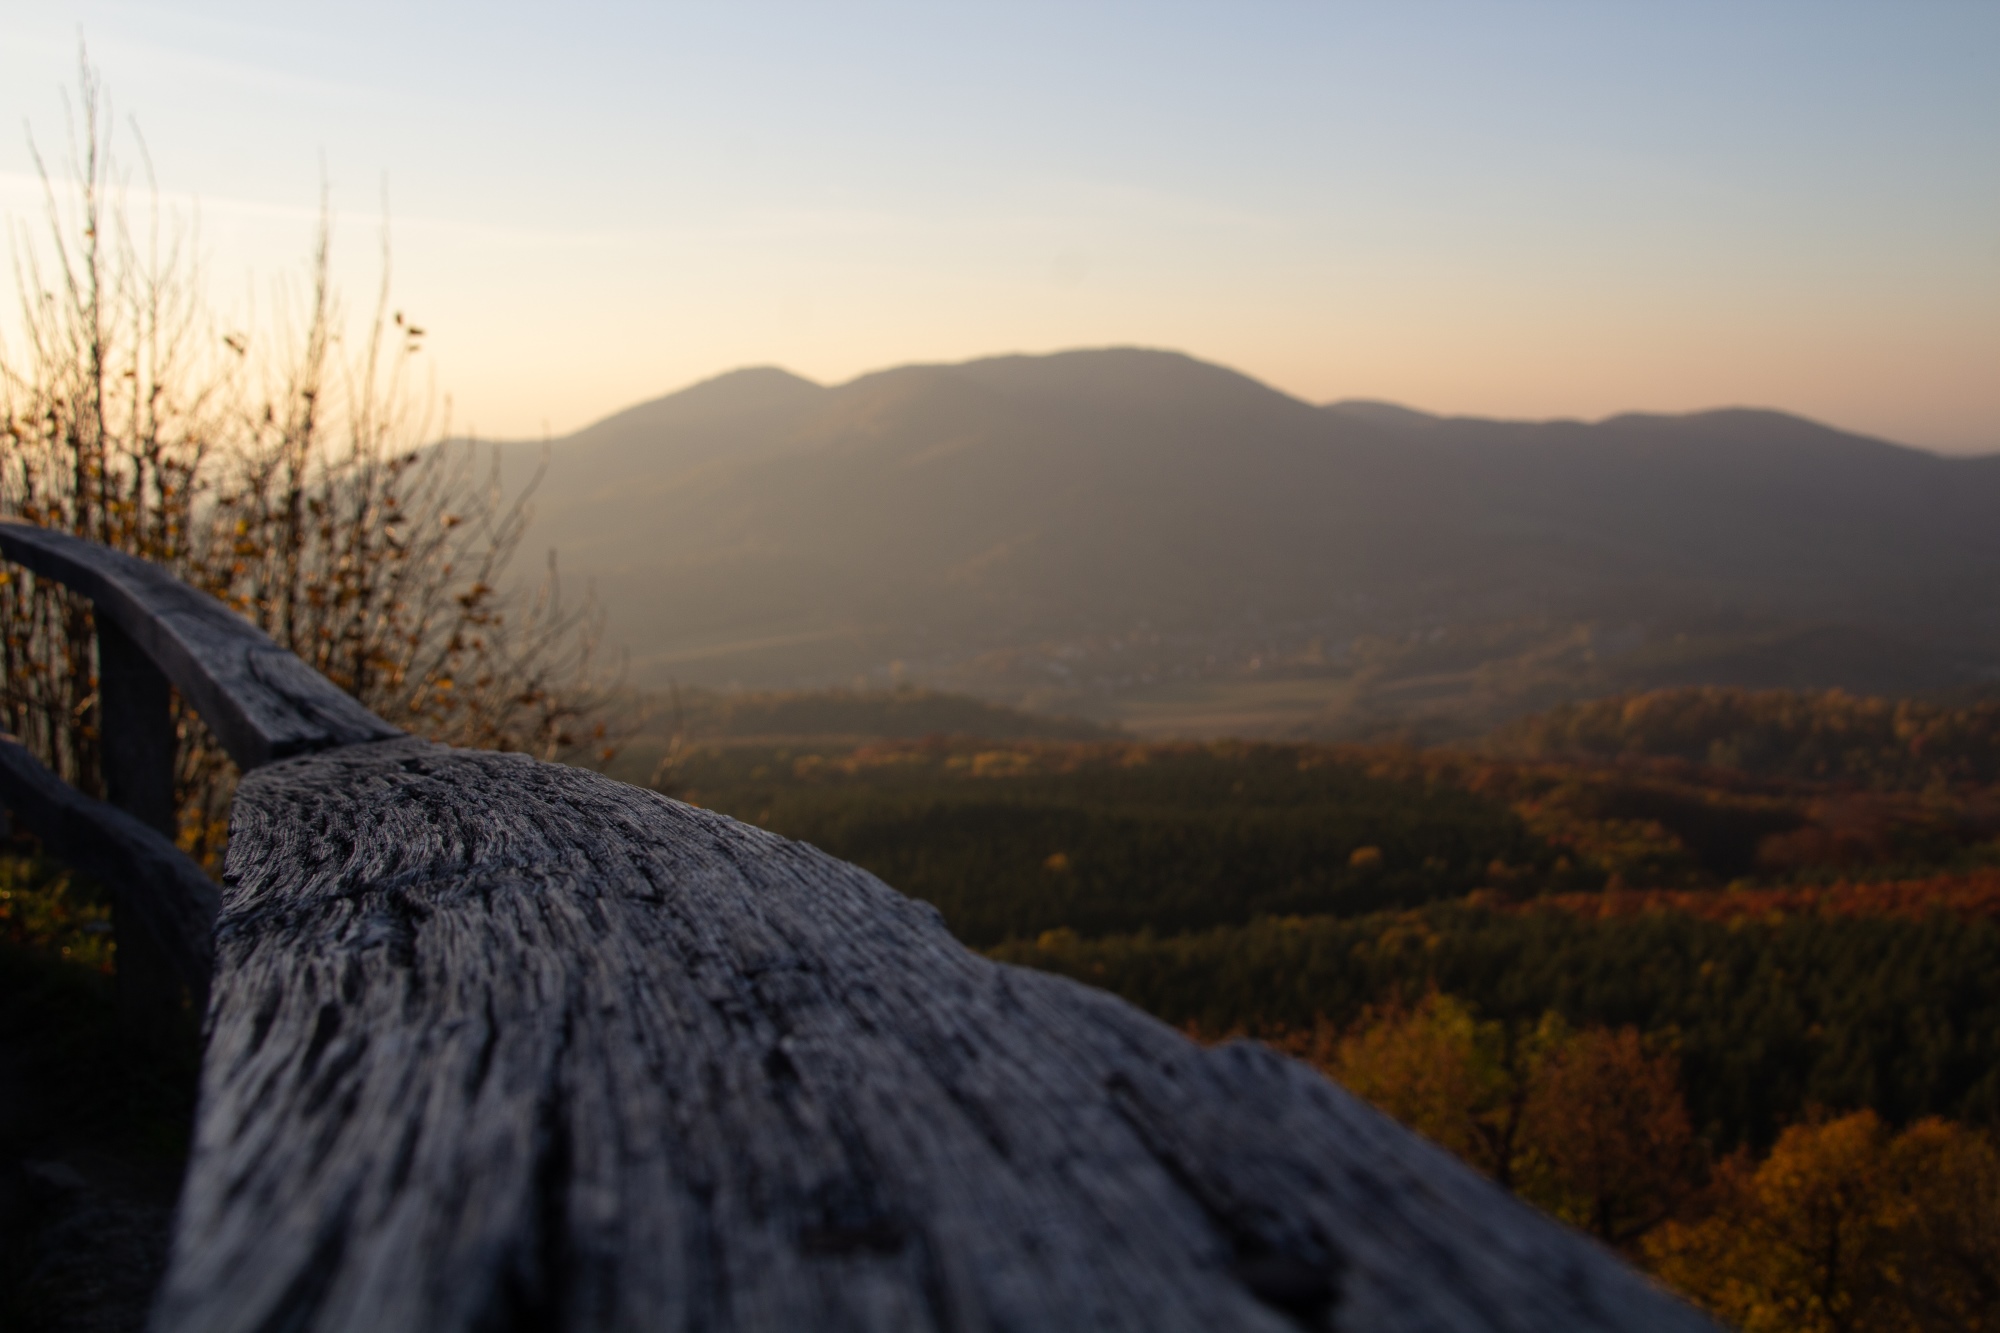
608, 684, 2000, 1330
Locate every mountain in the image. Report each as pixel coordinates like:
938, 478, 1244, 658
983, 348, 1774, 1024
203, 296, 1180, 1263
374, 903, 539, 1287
487, 349, 2000, 739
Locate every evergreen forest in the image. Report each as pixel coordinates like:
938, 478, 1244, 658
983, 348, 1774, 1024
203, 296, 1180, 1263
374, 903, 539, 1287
603, 684, 2000, 1329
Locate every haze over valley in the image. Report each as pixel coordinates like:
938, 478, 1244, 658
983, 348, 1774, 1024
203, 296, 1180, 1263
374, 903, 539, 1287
494, 348, 2000, 740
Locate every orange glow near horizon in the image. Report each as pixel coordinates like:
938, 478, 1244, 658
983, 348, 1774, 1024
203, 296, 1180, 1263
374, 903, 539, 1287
3, 2, 1995, 453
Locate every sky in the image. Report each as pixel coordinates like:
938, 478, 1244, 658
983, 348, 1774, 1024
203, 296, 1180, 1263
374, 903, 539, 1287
1, 1, 1996, 452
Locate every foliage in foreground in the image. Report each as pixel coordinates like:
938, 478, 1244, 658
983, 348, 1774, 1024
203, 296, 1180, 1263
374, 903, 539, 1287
0, 849, 110, 971
1269, 996, 2000, 1332
0, 61, 611, 860
1646, 1112, 2000, 1333
1268, 995, 1697, 1246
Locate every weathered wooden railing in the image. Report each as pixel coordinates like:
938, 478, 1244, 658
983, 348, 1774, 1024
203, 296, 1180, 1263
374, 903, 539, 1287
0, 521, 1718, 1332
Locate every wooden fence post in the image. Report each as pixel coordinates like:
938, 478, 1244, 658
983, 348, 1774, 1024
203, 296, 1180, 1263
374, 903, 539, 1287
97, 614, 189, 1041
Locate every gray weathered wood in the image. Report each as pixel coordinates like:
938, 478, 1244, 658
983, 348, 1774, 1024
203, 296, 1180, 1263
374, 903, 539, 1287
0, 733, 218, 1011
156, 736, 1717, 1333
98, 616, 180, 836
98, 615, 190, 1035
0, 522, 402, 770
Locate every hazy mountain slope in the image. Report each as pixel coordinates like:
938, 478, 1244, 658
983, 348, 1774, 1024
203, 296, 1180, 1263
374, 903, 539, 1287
495, 350, 1999, 731
1326, 401, 2000, 652
512, 351, 1487, 674
489, 366, 831, 569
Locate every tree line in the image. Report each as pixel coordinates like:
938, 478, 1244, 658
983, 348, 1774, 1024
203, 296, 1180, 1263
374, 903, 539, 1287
666, 738, 1559, 945
1488, 685, 2000, 789
995, 902, 2000, 1151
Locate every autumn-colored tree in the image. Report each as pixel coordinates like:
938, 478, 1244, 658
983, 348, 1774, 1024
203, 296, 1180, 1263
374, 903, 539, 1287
1884, 1117, 2000, 1331
1308, 998, 1701, 1240
1518, 1025, 1695, 1246
1306, 994, 1548, 1187
1648, 1111, 2000, 1331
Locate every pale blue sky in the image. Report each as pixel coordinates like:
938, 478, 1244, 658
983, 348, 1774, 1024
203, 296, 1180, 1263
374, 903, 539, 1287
3, 1, 1996, 449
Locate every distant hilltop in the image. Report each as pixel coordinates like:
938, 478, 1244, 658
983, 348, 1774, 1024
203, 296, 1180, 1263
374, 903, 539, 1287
482, 348, 2000, 740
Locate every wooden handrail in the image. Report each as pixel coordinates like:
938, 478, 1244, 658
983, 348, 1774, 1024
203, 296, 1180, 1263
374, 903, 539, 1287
0, 525, 1720, 1332
0, 522, 402, 771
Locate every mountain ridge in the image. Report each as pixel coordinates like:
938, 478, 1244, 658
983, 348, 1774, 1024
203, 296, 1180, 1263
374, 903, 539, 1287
479, 348, 2000, 738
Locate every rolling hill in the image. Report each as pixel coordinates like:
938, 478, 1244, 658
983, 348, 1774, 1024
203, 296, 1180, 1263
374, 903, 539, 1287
486, 349, 2000, 738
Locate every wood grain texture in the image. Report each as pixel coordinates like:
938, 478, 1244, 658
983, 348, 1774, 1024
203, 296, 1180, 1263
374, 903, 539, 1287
0, 522, 401, 770
0, 734, 218, 1010
158, 737, 1717, 1333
